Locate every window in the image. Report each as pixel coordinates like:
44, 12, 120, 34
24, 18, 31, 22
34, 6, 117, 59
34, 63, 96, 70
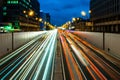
3, 12, 7, 16
7, 0, 19, 4
3, 7, 7, 11
7, 1, 11, 4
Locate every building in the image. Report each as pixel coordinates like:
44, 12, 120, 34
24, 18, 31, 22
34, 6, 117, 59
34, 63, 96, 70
40, 11, 50, 30
0, 0, 40, 31
72, 18, 93, 31
90, 0, 120, 33
45, 13, 51, 30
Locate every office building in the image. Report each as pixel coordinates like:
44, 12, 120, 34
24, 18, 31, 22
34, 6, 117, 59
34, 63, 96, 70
0, 0, 40, 31
90, 0, 120, 33
72, 18, 93, 31
40, 11, 50, 30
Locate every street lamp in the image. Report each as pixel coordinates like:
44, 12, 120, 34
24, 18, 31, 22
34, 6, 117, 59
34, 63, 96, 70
39, 18, 42, 22
72, 18, 76, 22
89, 10, 91, 14
23, 10, 27, 14
81, 11, 86, 18
28, 10, 34, 17
81, 11, 86, 16
35, 17, 39, 21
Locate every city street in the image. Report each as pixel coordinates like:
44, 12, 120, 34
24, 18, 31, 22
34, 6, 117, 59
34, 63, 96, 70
0, 30, 57, 80
0, 29, 120, 80
0, 0, 120, 80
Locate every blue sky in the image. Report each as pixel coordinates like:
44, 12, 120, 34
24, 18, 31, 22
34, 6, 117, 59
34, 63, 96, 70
38, 0, 90, 26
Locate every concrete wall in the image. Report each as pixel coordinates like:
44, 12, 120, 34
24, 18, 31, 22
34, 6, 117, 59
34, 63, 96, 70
77, 31, 120, 59
0, 31, 44, 58
77, 32, 103, 49
0, 33, 12, 57
13, 32, 43, 49
105, 33, 120, 59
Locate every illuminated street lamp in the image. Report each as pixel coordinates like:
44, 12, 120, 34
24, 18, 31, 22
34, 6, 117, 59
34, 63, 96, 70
23, 10, 34, 16
68, 21, 71, 24
77, 18, 80, 20
44, 21, 46, 24
89, 10, 91, 14
72, 18, 76, 22
23, 10, 27, 14
39, 18, 42, 22
35, 17, 38, 21
81, 11, 86, 17
28, 10, 34, 17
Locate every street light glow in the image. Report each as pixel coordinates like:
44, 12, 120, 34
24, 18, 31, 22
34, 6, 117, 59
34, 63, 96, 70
44, 21, 47, 25
36, 17, 38, 21
68, 21, 71, 24
28, 10, 34, 16
81, 11, 86, 16
39, 18, 42, 22
89, 10, 91, 14
72, 18, 76, 22
77, 18, 80, 20
23, 10, 26, 14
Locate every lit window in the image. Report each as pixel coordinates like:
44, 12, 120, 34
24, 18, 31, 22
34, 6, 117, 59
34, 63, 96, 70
30, 5, 32, 8
11, 1, 18, 4
7, 0, 19, 4
27, 2, 29, 5
23, 0, 25, 2
3, 7, 7, 11
7, 1, 10, 4
3, 12, 7, 16
15, 22, 19, 26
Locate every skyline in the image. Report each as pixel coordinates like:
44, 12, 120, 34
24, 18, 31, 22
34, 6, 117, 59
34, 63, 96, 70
38, 0, 90, 26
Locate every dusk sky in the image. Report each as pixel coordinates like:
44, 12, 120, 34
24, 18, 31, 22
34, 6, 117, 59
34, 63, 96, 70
38, 0, 90, 26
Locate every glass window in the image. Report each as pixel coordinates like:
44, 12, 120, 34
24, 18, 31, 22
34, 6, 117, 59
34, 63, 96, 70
3, 12, 7, 16
3, 7, 7, 11
7, 1, 11, 4
11, 1, 19, 4
7, 0, 19, 4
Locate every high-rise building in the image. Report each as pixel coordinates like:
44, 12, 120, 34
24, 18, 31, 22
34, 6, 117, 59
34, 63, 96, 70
45, 13, 50, 30
40, 11, 50, 30
0, 0, 40, 31
45, 13, 50, 23
90, 0, 120, 33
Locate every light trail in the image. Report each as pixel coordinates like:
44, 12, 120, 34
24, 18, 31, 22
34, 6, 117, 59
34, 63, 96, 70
0, 30, 58, 80
58, 29, 120, 80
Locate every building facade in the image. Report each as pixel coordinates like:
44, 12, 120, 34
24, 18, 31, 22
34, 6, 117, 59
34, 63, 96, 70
72, 18, 93, 31
40, 11, 50, 30
90, 0, 120, 33
0, 0, 40, 31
